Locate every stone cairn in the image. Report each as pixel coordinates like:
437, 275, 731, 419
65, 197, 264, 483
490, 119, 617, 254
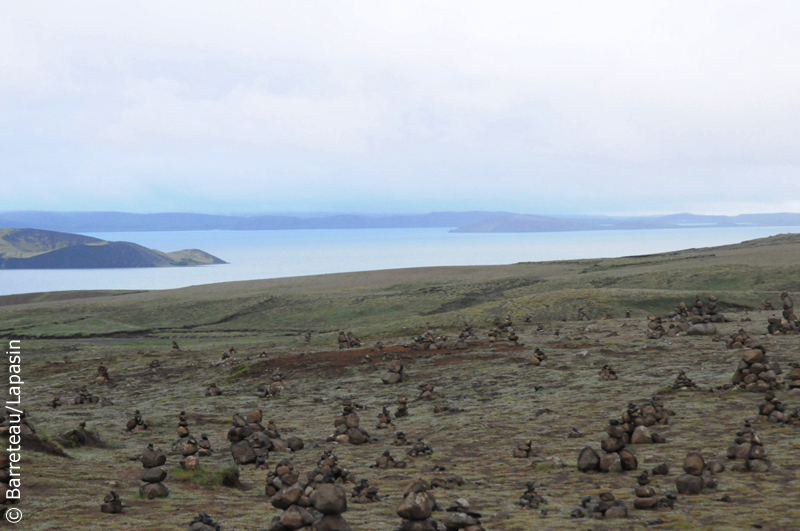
265, 459, 301, 497
517, 481, 546, 509
675, 453, 719, 495
599, 364, 618, 381
75, 386, 99, 405
140, 443, 169, 499
527, 348, 547, 367
570, 492, 628, 519
727, 423, 771, 472
267, 478, 353, 531
329, 400, 371, 445
577, 417, 639, 473
763, 299, 775, 310
125, 410, 148, 432
672, 370, 696, 390
393, 431, 411, 446
632, 471, 675, 510
724, 329, 757, 349
731, 345, 784, 392
199, 434, 213, 456
189, 512, 222, 531
418, 384, 436, 400
577, 307, 589, 321
100, 490, 123, 513
789, 363, 800, 395
376, 407, 393, 429
229, 410, 304, 465
430, 469, 465, 490
455, 322, 475, 349
307, 450, 357, 486
258, 370, 288, 398
95, 364, 111, 384
351, 479, 381, 503
206, 383, 222, 396
49, 396, 62, 408
396, 479, 439, 531
395, 396, 409, 418
406, 438, 434, 457
382, 359, 406, 385
442, 498, 485, 531
338, 331, 362, 349
410, 330, 446, 350
371, 449, 407, 469
512, 439, 534, 458
757, 391, 800, 425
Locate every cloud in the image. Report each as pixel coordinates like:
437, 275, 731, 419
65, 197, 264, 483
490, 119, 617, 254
1, 1, 800, 214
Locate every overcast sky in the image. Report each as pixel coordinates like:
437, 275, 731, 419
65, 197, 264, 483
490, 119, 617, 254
2, 1, 799, 215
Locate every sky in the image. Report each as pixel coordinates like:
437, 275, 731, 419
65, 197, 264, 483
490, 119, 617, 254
1, 1, 800, 216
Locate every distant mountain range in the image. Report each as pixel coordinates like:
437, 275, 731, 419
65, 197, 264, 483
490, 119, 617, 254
2, 210, 800, 234
0, 228, 226, 269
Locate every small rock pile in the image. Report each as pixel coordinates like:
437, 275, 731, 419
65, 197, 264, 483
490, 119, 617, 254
724, 329, 757, 349
512, 440, 533, 458
257, 371, 288, 398
393, 431, 411, 446
407, 438, 434, 457
576, 419, 638, 473
268, 481, 353, 531
307, 450, 357, 485
395, 397, 409, 418
727, 423, 771, 472
351, 479, 381, 503
338, 331, 362, 349
672, 370, 696, 390
599, 364, 618, 381
75, 386, 99, 404
206, 383, 222, 396
517, 482, 546, 509
527, 348, 547, 367
675, 453, 719, 494
570, 492, 628, 519
396, 480, 439, 531
177, 411, 190, 438
179, 435, 200, 470
198, 434, 212, 456
229, 411, 304, 465
382, 360, 405, 385
442, 498, 485, 531
731, 346, 784, 392
376, 407, 393, 429
95, 364, 111, 383
418, 384, 436, 400
330, 401, 371, 445
265, 459, 301, 497
372, 449, 407, 469
757, 391, 800, 425
100, 490, 122, 513
632, 471, 674, 509
789, 363, 800, 394
188, 512, 221, 531
125, 410, 148, 432
140, 444, 169, 499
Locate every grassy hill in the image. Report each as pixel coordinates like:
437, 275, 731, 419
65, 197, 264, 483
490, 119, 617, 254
0, 228, 226, 269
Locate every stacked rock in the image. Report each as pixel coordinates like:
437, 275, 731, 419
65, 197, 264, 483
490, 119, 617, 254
179, 435, 200, 470
330, 401, 371, 445
396, 479, 439, 531
781, 292, 798, 321
675, 453, 718, 494
418, 384, 435, 400
198, 434, 213, 456
257, 371, 288, 398
672, 370, 696, 390
393, 431, 411, 446
623, 398, 670, 443
788, 363, 800, 394
646, 316, 666, 339
75, 386, 99, 404
599, 365, 618, 381
351, 479, 381, 503
756, 391, 799, 425
512, 440, 533, 458
382, 360, 405, 385
395, 397, 409, 418
576, 419, 638, 472
517, 482, 546, 509
95, 364, 111, 383
177, 411, 190, 438
376, 407, 393, 429
100, 490, 123, 513
430, 473, 465, 490
140, 444, 169, 499
189, 512, 221, 531
265, 459, 301, 497
229, 411, 304, 465
310, 483, 352, 531
487, 328, 498, 343
731, 346, 784, 392
727, 424, 771, 472
570, 492, 628, 519
206, 383, 222, 396
307, 450, 357, 486
125, 410, 148, 431
507, 330, 521, 346
725, 329, 757, 349
443, 498, 485, 531
371, 449, 407, 469
407, 438, 434, 457
632, 471, 673, 510
268, 480, 353, 531
528, 348, 547, 367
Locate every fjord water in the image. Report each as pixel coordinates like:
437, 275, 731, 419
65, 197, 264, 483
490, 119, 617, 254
2, 226, 799, 296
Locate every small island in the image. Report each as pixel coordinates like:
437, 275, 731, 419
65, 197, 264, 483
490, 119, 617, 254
0, 228, 226, 269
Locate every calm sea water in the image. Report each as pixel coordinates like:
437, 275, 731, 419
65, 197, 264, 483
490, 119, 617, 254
1, 226, 798, 296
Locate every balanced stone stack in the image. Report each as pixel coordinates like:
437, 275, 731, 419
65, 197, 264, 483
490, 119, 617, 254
371, 449, 407, 469
382, 360, 405, 385
396, 480, 439, 531
517, 482, 546, 509
731, 346, 784, 392
125, 410, 148, 432
727, 424, 771, 472
512, 440, 533, 458
75, 386, 99, 404
268, 481, 353, 531
307, 450, 357, 486
189, 512, 221, 531
179, 435, 200, 470
407, 438, 434, 457
788, 363, 800, 395
351, 479, 381, 503
376, 407, 393, 429
599, 365, 618, 381
198, 434, 213, 456
206, 383, 222, 396
257, 371, 288, 398
442, 498, 485, 531
646, 316, 666, 339
140, 444, 169, 499
395, 397, 409, 418
330, 401, 371, 445
570, 492, 628, 519
393, 431, 411, 446
265, 459, 301, 497
95, 364, 111, 384
229, 411, 304, 465
631, 471, 675, 510
100, 490, 122, 513
675, 453, 718, 494
672, 370, 696, 390
576, 419, 638, 473
757, 391, 800, 425
177, 411, 190, 438
624, 398, 670, 439
418, 384, 435, 400
528, 348, 547, 367
725, 329, 757, 349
